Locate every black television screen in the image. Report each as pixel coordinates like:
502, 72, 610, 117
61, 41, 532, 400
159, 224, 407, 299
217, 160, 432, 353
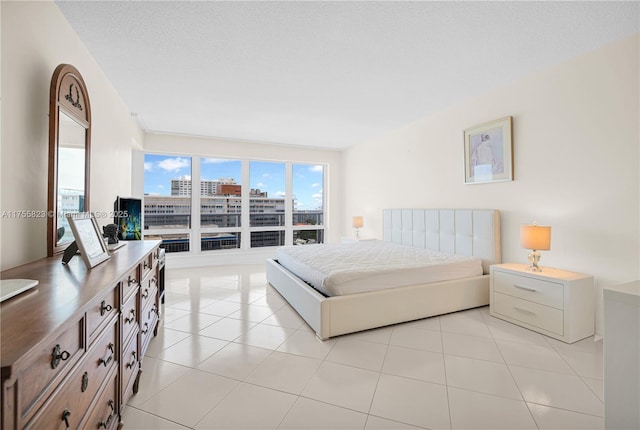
114, 196, 142, 240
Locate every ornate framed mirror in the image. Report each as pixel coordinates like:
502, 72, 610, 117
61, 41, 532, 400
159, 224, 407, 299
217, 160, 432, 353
48, 64, 91, 256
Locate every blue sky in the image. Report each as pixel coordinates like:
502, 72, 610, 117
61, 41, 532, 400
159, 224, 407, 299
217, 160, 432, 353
144, 155, 323, 210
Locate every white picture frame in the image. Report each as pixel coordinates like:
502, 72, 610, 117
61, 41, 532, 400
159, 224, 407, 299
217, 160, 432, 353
464, 116, 513, 184
66, 213, 110, 268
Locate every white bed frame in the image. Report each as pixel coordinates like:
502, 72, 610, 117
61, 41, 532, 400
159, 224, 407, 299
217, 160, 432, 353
266, 209, 501, 340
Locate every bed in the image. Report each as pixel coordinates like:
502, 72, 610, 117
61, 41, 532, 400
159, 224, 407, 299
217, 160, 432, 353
266, 208, 501, 340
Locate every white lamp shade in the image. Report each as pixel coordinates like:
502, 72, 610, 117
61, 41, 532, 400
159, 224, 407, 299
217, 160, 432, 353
520, 225, 551, 250
352, 216, 364, 229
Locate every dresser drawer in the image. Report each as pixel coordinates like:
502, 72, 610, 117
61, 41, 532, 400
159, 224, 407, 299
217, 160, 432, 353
82, 368, 118, 430
140, 282, 157, 318
493, 270, 564, 309
140, 301, 158, 357
141, 252, 154, 281
20, 317, 85, 421
121, 334, 139, 405
86, 287, 118, 344
493, 292, 564, 335
24, 320, 116, 430
121, 291, 139, 346
121, 265, 140, 303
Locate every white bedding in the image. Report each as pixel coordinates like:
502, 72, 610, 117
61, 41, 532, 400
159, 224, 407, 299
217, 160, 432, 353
276, 240, 483, 296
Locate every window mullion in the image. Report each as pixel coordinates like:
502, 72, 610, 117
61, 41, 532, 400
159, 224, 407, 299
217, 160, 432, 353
191, 157, 201, 253
285, 162, 293, 245
241, 159, 251, 250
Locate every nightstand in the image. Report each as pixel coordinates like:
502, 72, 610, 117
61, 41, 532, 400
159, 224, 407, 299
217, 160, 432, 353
340, 237, 376, 244
489, 263, 594, 343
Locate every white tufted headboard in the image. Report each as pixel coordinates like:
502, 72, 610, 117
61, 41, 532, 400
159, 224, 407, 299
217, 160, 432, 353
382, 209, 501, 274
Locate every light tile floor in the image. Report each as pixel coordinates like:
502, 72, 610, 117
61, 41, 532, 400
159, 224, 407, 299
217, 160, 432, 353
123, 265, 604, 430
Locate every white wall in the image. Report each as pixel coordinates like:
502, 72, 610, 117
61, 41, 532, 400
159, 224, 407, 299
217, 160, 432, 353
0, 1, 143, 270
343, 34, 640, 337
142, 132, 343, 266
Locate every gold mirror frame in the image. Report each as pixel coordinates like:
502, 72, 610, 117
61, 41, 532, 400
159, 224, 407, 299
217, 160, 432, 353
48, 64, 91, 256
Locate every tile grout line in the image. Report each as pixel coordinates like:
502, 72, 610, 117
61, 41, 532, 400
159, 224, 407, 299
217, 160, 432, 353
485, 314, 542, 430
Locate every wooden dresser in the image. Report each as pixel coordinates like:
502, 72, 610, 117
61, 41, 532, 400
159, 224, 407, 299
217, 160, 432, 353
1, 240, 161, 430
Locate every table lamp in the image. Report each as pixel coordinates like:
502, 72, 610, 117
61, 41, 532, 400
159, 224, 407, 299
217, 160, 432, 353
352, 216, 364, 239
520, 223, 551, 272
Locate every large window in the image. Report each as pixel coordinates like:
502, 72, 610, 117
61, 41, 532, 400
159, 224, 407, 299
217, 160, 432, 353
248, 161, 287, 248
200, 158, 242, 228
200, 158, 242, 251
144, 155, 192, 253
292, 164, 324, 244
143, 154, 325, 253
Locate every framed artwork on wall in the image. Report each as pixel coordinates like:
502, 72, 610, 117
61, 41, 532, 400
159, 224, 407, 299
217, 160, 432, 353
464, 116, 513, 184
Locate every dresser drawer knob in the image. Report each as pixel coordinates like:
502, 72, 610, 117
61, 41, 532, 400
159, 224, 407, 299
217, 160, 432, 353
81, 372, 89, 392
98, 343, 115, 367
97, 400, 115, 428
125, 309, 136, 324
126, 351, 137, 369
141, 322, 150, 335
148, 305, 157, 320
61, 409, 71, 429
128, 276, 137, 286
141, 288, 150, 299
514, 284, 537, 292
514, 306, 536, 316
143, 261, 149, 269
100, 300, 113, 316
51, 344, 70, 369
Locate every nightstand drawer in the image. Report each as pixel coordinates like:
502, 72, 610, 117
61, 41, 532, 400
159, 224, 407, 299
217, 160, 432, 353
493, 270, 563, 309
493, 292, 563, 335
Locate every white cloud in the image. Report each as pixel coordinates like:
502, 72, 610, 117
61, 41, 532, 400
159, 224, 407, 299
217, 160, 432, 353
158, 157, 190, 172
275, 191, 286, 197
256, 182, 266, 188
157, 184, 165, 189
144, 162, 153, 171
262, 173, 272, 179
310, 165, 323, 173
311, 182, 320, 188
312, 193, 323, 199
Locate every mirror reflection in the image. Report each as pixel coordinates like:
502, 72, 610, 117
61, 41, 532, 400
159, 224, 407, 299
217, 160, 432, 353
56, 110, 86, 247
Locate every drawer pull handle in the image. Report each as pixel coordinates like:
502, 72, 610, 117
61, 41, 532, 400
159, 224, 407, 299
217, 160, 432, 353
128, 276, 137, 286
149, 305, 157, 319
151, 276, 157, 285
514, 284, 537, 292
98, 343, 115, 367
514, 306, 536, 316
100, 300, 113, 316
51, 344, 71, 369
126, 351, 137, 369
125, 309, 136, 324
141, 322, 150, 335
81, 372, 89, 392
141, 288, 150, 299
61, 409, 71, 429
98, 400, 115, 428
144, 261, 149, 269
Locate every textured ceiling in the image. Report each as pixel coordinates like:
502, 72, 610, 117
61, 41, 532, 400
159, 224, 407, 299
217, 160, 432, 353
56, 1, 639, 150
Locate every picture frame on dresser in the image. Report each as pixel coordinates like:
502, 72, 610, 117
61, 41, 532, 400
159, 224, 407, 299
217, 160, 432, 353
464, 116, 513, 184
66, 212, 110, 268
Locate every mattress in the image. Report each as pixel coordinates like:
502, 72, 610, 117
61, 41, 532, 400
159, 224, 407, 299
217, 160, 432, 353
276, 240, 483, 296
